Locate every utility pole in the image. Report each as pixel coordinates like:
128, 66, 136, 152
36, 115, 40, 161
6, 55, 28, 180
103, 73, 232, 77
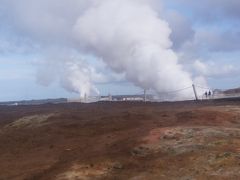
192, 84, 198, 101
84, 93, 87, 103
108, 93, 112, 101
144, 89, 147, 102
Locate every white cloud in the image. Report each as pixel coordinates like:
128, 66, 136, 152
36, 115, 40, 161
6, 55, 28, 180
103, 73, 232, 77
1, 0, 239, 97
193, 59, 239, 78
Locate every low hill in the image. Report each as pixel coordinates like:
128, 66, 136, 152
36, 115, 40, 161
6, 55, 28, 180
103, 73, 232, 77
0, 101, 240, 179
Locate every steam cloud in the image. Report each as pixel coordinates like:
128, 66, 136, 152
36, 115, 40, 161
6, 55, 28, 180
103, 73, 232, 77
3, 0, 199, 99
73, 0, 193, 98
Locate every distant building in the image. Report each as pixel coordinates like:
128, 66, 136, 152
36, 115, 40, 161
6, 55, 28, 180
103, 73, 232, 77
100, 94, 154, 102
67, 94, 155, 103
68, 96, 100, 103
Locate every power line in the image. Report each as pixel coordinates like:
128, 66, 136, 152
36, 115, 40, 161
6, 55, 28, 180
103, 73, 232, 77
111, 84, 212, 98
158, 86, 193, 95
195, 85, 211, 90
135, 86, 193, 96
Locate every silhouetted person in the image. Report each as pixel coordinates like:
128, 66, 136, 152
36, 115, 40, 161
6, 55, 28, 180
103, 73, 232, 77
205, 91, 208, 99
208, 91, 212, 98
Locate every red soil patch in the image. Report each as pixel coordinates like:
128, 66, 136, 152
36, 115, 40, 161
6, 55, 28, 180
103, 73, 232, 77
0, 101, 240, 179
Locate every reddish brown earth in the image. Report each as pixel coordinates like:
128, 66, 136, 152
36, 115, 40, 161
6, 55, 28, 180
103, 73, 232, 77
0, 100, 240, 180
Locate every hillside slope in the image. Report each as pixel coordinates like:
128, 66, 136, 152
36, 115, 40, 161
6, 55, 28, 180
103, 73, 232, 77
0, 101, 240, 180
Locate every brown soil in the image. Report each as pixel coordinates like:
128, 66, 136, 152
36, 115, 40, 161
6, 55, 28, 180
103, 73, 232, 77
0, 100, 240, 180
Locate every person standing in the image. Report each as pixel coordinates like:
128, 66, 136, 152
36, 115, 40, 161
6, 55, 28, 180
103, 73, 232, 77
205, 91, 208, 99
208, 91, 212, 98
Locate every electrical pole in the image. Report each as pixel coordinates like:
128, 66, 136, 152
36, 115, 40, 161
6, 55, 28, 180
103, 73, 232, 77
84, 93, 87, 103
144, 89, 147, 102
108, 93, 112, 101
192, 84, 198, 101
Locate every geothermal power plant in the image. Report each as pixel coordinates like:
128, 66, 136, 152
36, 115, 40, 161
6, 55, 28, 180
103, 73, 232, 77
0, 0, 240, 179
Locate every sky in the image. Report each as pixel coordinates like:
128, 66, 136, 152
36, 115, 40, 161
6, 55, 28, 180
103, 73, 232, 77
0, 0, 240, 101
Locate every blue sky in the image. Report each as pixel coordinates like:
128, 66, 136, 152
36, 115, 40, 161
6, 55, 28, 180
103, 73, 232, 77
0, 54, 142, 101
0, 0, 240, 101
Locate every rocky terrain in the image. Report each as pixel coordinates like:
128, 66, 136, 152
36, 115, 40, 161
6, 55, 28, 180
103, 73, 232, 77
0, 100, 240, 179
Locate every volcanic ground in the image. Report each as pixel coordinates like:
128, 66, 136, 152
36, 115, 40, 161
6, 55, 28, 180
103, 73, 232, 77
1, 100, 240, 180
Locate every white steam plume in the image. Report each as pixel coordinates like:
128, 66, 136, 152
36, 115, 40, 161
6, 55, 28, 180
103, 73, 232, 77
60, 61, 100, 98
36, 52, 100, 98
3, 0, 197, 99
73, 0, 193, 98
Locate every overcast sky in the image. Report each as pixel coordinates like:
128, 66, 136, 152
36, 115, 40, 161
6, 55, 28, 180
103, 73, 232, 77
0, 0, 240, 101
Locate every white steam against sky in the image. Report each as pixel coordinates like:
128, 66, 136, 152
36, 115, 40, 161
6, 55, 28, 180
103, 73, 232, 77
2, 0, 206, 99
